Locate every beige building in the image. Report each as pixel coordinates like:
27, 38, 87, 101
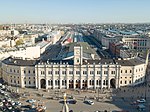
1, 45, 146, 90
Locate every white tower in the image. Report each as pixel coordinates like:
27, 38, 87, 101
74, 46, 83, 65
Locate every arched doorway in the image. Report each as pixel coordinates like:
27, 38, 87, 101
69, 80, 74, 89
41, 79, 46, 88
110, 79, 116, 88
76, 80, 80, 88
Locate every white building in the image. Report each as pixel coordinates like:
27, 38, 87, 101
1, 44, 146, 89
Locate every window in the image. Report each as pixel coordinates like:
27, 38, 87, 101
24, 70, 26, 74
17, 70, 19, 73
125, 81, 127, 84
10, 69, 12, 72
48, 71, 52, 74
14, 80, 16, 83
90, 71, 94, 75
55, 71, 59, 75
62, 71, 66, 74
33, 71, 35, 74
104, 71, 108, 74
28, 70, 30, 74
92, 80, 94, 85
129, 80, 131, 84
29, 77, 30, 79
125, 77, 127, 79
106, 80, 108, 85
29, 81, 31, 85
120, 81, 122, 84
69, 71, 73, 74
121, 70, 122, 73
14, 76, 16, 78
96, 80, 99, 85
76, 71, 80, 74
18, 81, 19, 84
103, 80, 105, 85
41, 71, 45, 75
111, 71, 115, 74
24, 81, 26, 84
83, 71, 87, 74
11, 80, 12, 83
33, 81, 35, 84
48, 80, 50, 85
14, 69, 15, 73
77, 58, 79, 63
97, 71, 101, 74
62, 80, 64, 85
130, 70, 132, 73
125, 70, 127, 73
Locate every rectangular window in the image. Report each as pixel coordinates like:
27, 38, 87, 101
125, 70, 127, 73
111, 71, 115, 74
90, 71, 94, 75
10, 69, 12, 72
76, 71, 80, 74
130, 70, 132, 73
62, 71, 66, 74
83, 71, 87, 74
97, 71, 101, 74
41, 71, 45, 75
55, 71, 59, 75
69, 71, 73, 74
104, 71, 108, 74
48, 71, 52, 74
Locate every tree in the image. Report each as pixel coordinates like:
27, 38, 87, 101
16, 39, 24, 46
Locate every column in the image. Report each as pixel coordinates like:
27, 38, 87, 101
66, 67, 69, 89
20, 76, 25, 88
46, 79, 48, 89
107, 66, 110, 89
73, 66, 76, 89
38, 78, 41, 89
59, 66, 62, 89
52, 67, 55, 89
101, 78, 103, 89
100, 65, 103, 89
94, 65, 96, 89
80, 79, 82, 89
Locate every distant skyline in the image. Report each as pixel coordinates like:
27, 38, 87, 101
1, 0, 150, 24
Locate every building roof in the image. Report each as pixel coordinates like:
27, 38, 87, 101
36, 40, 49, 49
2, 57, 38, 66
115, 58, 144, 66
58, 42, 100, 60
83, 59, 115, 65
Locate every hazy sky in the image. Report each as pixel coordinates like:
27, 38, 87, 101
0, 0, 150, 24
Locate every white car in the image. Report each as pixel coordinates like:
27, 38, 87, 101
26, 99, 36, 103
137, 99, 146, 103
15, 101, 22, 106
0, 102, 3, 107
7, 98, 12, 102
84, 100, 94, 105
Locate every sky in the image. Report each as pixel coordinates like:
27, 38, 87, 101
0, 0, 150, 24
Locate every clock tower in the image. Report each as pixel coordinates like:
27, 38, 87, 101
74, 46, 83, 65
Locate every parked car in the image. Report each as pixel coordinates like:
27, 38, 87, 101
15, 101, 22, 106
26, 99, 36, 103
59, 99, 77, 104
137, 99, 146, 103
84, 100, 94, 105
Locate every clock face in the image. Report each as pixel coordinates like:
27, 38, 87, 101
76, 51, 80, 54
